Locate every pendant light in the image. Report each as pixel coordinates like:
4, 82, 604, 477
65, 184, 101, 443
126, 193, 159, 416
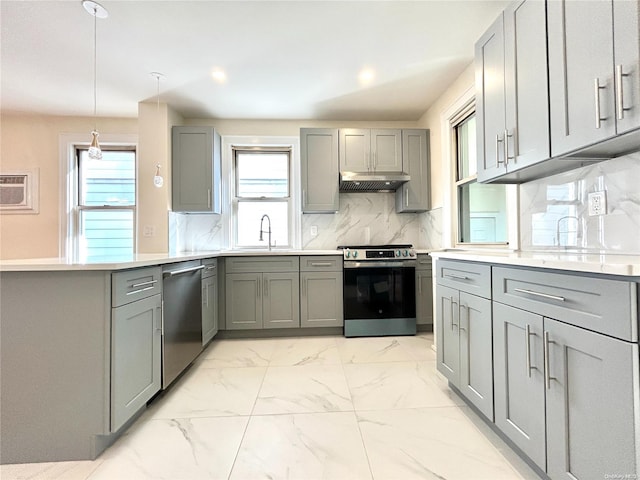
83, 0, 108, 160
150, 72, 165, 187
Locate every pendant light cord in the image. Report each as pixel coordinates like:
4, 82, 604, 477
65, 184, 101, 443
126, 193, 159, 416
93, 6, 97, 130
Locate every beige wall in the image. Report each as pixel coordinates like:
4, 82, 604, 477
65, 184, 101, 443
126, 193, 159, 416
0, 114, 137, 259
416, 63, 475, 210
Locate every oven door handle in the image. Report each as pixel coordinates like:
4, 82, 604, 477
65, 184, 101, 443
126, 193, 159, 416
343, 261, 415, 268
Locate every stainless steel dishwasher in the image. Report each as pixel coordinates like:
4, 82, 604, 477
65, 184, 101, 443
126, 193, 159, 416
162, 260, 204, 388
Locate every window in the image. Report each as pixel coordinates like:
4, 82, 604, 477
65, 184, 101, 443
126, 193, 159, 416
454, 112, 508, 244
76, 148, 136, 261
233, 148, 291, 248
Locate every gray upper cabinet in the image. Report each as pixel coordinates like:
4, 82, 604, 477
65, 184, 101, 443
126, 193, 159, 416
300, 128, 339, 213
548, 0, 640, 157
476, 0, 550, 183
396, 129, 430, 213
339, 128, 402, 173
172, 126, 221, 213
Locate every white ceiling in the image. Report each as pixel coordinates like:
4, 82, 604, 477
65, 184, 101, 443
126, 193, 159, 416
1, 0, 508, 121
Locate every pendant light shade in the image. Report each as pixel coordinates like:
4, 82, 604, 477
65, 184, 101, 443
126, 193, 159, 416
83, 0, 108, 160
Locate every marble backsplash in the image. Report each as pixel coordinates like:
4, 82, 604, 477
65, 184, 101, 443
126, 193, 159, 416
519, 151, 640, 254
170, 192, 441, 252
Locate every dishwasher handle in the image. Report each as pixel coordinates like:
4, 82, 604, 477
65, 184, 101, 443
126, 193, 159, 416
163, 265, 205, 277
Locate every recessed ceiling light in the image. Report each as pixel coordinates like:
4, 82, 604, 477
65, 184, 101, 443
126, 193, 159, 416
358, 68, 375, 85
211, 69, 226, 83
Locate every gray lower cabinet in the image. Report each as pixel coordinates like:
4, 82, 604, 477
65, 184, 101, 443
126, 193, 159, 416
300, 256, 343, 328
225, 256, 300, 330
111, 293, 162, 432
202, 260, 218, 345
415, 254, 433, 327
396, 129, 430, 212
300, 128, 339, 213
435, 259, 493, 420
493, 265, 640, 479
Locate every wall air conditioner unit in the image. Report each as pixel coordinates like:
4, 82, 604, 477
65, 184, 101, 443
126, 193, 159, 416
0, 170, 39, 214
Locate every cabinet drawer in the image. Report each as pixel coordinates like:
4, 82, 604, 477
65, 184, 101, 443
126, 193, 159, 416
416, 254, 432, 271
300, 256, 342, 271
201, 258, 217, 278
493, 267, 637, 341
435, 259, 491, 298
112, 267, 162, 307
225, 256, 299, 273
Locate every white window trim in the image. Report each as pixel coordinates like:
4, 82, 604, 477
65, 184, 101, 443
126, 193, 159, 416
440, 86, 519, 250
221, 135, 301, 250
59, 133, 138, 260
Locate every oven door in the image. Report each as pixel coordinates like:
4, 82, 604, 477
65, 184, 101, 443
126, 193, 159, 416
343, 261, 416, 337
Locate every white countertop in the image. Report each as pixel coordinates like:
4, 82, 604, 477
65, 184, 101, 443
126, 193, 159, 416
0, 250, 342, 272
429, 249, 640, 277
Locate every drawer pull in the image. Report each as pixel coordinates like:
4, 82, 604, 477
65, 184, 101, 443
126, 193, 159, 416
130, 279, 157, 288
525, 324, 532, 378
445, 273, 469, 280
514, 288, 565, 302
126, 285, 155, 296
310, 262, 333, 267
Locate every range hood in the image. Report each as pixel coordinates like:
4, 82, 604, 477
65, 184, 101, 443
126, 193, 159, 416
339, 171, 410, 192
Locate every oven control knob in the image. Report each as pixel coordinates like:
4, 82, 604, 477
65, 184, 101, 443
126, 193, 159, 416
353, 251, 358, 258
396, 250, 401, 257
403, 250, 409, 257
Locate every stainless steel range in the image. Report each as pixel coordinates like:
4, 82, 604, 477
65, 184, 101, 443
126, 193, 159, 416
339, 244, 417, 337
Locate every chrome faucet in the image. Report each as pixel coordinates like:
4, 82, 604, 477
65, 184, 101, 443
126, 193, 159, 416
259, 214, 272, 250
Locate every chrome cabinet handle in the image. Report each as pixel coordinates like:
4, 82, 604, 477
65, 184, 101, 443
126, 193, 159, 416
126, 285, 155, 296
544, 331, 552, 390
504, 129, 513, 165
514, 288, 565, 302
445, 272, 469, 280
525, 324, 533, 378
164, 265, 205, 277
264, 278, 268, 297
156, 304, 163, 334
310, 262, 332, 267
131, 279, 157, 288
459, 304, 467, 332
594, 78, 607, 129
450, 297, 458, 330
616, 64, 631, 120
496, 134, 505, 165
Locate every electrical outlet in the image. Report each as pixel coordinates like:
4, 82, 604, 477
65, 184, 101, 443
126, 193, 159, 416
588, 191, 607, 216
310, 225, 318, 236
143, 225, 156, 237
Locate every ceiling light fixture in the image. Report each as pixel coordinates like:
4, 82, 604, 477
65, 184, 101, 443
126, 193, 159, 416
211, 69, 226, 83
358, 68, 375, 86
83, 0, 108, 160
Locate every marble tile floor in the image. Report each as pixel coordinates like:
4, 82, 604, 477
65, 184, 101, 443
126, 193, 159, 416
1, 333, 542, 480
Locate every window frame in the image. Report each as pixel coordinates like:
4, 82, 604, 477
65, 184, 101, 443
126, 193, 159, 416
440, 87, 518, 250
75, 146, 137, 261
230, 143, 296, 249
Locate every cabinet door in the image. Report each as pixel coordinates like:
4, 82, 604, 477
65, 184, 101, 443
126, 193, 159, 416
111, 294, 162, 432
172, 126, 221, 213
263, 272, 300, 329
339, 128, 370, 173
300, 271, 344, 328
545, 318, 639, 479
458, 292, 493, 420
613, 0, 640, 135
371, 129, 402, 172
415, 269, 433, 326
436, 284, 459, 385
202, 274, 218, 345
225, 273, 262, 329
476, 12, 507, 183
503, 0, 550, 173
548, 0, 616, 156
396, 129, 429, 212
300, 128, 339, 213
493, 303, 546, 469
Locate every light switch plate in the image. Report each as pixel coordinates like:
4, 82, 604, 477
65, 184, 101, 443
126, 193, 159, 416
588, 191, 607, 216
